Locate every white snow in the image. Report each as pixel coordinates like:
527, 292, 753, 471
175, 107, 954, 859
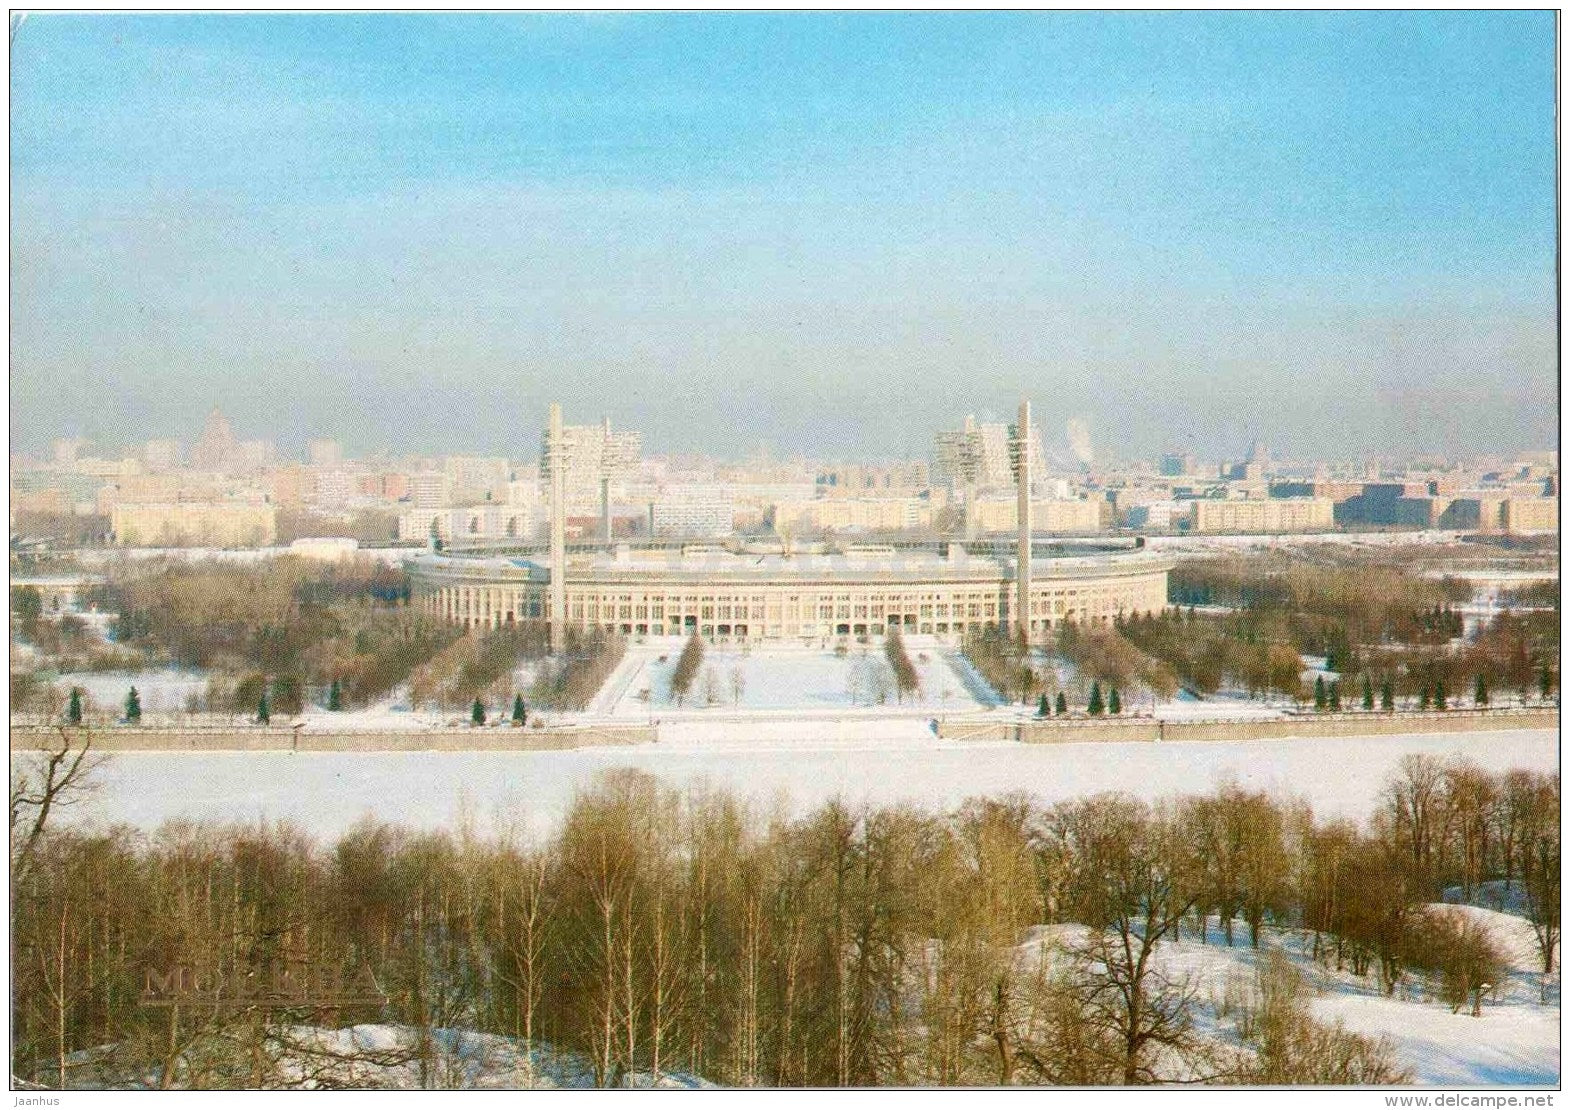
600, 639, 989, 716
59, 1025, 711, 1090
1021, 907, 1557, 1086
52, 668, 209, 714
54, 729, 1557, 843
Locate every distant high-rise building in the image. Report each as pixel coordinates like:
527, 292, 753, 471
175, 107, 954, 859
192, 408, 239, 470
1159, 452, 1193, 478
539, 416, 641, 541
934, 414, 1041, 493
409, 471, 452, 511
308, 438, 343, 468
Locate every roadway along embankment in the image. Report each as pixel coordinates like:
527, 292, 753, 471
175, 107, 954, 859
940, 707, 1558, 744
10, 724, 656, 752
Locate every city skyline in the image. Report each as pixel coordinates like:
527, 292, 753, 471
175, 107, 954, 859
11, 12, 1558, 460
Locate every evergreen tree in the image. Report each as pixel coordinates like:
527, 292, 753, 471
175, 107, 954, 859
1362, 675, 1374, 711
1381, 679, 1395, 712
328, 679, 343, 711
1108, 687, 1121, 714
513, 694, 527, 726
1433, 678, 1447, 711
1328, 682, 1341, 712
1541, 663, 1554, 700
1474, 674, 1488, 707
472, 699, 486, 726
1037, 693, 1050, 718
1313, 675, 1327, 711
67, 687, 82, 725
125, 686, 141, 723
1055, 691, 1068, 715
257, 692, 270, 725
1419, 686, 1431, 711
1088, 681, 1104, 716
1325, 647, 1337, 673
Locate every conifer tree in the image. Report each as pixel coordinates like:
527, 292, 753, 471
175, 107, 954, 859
1313, 675, 1327, 711
472, 698, 486, 726
1362, 675, 1374, 711
513, 694, 527, 726
125, 686, 141, 723
1328, 682, 1341, 712
1381, 679, 1395, 712
1540, 663, 1554, 700
1037, 693, 1050, 718
1088, 681, 1104, 716
1433, 679, 1447, 711
257, 692, 270, 725
328, 679, 343, 711
1419, 686, 1431, 711
67, 687, 82, 725
1055, 691, 1068, 715
1474, 674, 1488, 707
1108, 687, 1121, 714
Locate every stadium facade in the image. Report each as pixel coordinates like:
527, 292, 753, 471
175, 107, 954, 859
406, 401, 1171, 646
406, 540, 1171, 643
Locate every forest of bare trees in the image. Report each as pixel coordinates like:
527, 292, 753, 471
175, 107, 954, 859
11, 748, 1556, 1089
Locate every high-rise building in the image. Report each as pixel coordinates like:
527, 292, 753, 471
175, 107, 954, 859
308, 439, 343, 468
408, 471, 452, 511
933, 414, 1044, 493
192, 409, 239, 470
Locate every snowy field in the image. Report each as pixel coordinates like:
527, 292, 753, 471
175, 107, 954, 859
52, 668, 209, 714
598, 640, 988, 716
49, 729, 1556, 842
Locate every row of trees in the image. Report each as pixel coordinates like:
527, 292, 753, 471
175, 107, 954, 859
12, 751, 1556, 1089
527, 629, 628, 712
668, 634, 705, 707
883, 630, 920, 702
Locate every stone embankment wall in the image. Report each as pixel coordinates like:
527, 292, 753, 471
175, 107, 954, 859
942, 707, 1559, 745
10, 708, 1555, 752
10, 724, 656, 753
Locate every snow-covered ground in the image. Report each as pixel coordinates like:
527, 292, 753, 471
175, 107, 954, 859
599, 639, 988, 717
53, 729, 1556, 842
52, 668, 209, 715
57, 1025, 711, 1090
1136, 906, 1556, 1086
1304, 902, 1557, 1086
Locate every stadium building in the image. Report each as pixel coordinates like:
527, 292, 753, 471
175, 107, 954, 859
405, 401, 1171, 647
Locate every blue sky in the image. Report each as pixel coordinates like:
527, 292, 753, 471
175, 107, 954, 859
10, 11, 1557, 461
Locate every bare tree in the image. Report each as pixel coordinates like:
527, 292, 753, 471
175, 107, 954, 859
10, 728, 105, 886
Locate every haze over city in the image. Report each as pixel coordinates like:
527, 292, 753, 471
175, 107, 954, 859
10, 11, 1557, 461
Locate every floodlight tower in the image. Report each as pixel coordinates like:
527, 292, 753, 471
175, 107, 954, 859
547, 403, 567, 655
1011, 399, 1033, 643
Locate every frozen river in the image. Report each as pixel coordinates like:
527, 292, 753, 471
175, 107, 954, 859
43, 727, 1558, 841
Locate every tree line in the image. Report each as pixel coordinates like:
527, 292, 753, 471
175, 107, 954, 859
11, 753, 1556, 1089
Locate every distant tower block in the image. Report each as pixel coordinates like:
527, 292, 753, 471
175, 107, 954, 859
597, 417, 640, 547
547, 403, 567, 655
600, 417, 614, 545
1012, 399, 1033, 642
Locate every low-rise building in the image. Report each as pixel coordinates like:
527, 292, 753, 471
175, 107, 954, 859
1187, 497, 1335, 533
110, 502, 278, 547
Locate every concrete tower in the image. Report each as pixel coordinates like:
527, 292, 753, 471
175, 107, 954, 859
548, 402, 567, 655
600, 416, 614, 546
1015, 398, 1032, 643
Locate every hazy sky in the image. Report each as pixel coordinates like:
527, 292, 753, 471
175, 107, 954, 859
11, 12, 1557, 463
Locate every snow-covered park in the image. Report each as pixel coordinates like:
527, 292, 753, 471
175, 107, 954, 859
595, 638, 988, 717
